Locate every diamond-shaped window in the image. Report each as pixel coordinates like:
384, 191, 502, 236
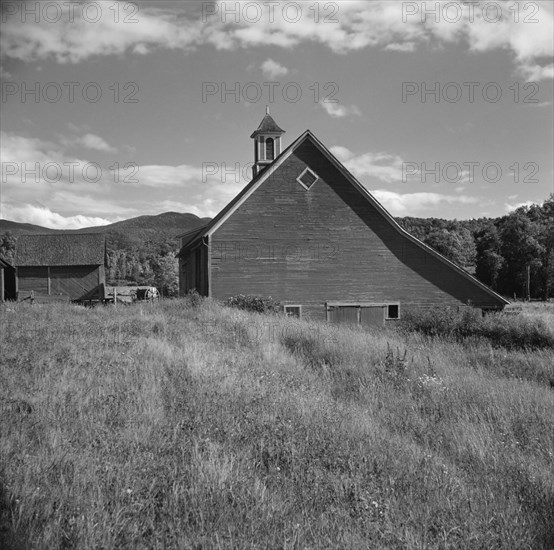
297, 168, 319, 190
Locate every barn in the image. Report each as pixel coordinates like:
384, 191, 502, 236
178, 112, 508, 325
14, 233, 106, 303
0, 257, 16, 302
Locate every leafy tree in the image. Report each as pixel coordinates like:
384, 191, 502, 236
154, 254, 179, 297
0, 231, 16, 262
527, 195, 554, 299
498, 210, 544, 298
475, 223, 504, 290
424, 228, 477, 270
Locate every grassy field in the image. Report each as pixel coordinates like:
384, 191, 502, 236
0, 299, 553, 549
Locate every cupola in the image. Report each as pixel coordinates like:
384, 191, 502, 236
250, 107, 285, 178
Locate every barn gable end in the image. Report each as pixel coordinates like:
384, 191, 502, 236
178, 123, 508, 322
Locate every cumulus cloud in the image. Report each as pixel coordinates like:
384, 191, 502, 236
0, 3, 203, 64
517, 62, 554, 81
1, 1, 551, 79
261, 58, 289, 79
385, 42, 416, 52
74, 133, 117, 153
1, 204, 112, 230
0, 65, 12, 79
329, 146, 355, 162
320, 102, 361, 118
505, 200, 536, 212
0, 131, 244, 227
330, 146, 405, 183
371, 190, 479, 216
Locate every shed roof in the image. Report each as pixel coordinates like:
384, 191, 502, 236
14, 233, 106, 267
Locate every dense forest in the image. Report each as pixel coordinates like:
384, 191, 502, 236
1, 195, 553, 299
398, 195, 553, 300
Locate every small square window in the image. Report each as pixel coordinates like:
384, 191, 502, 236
297, 168, 319, 190
284, 305, 302, 318
387, 304, 400, 319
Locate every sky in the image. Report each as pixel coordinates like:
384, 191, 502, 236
0, 0, 553, 229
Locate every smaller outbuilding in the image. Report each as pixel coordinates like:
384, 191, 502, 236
0, 257, 16, 302
14, 233, 106, 302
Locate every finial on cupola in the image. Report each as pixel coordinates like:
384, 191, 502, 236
250, 109, 285, 178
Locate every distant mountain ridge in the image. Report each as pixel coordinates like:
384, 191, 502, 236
0, 212, 212, 250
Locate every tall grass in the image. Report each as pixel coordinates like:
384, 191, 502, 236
399, 306, 554, 351
1, 299, 553, 549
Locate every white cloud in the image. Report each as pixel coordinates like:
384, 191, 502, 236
261, 58, 289, 79
505, 200, 536, 212
372, 190, 479, 216
0, 3, 203, 64
1, 1, 550, 80
1, 204, 112, 229
329, 146, 355, 162
137, 165, 205, 187
330, 146, 405, 183
517, 62, 554, 81
0, 65, 12, 79
320, 101, 361, 118
385, 42, 416, 52
76, 133, 118, 153
0, 131, 244, 227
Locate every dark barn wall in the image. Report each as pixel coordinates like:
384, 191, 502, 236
0, 263, 15, 301
17, 265, 104, 301
179, 245, 209, 297
17, 267, 48, 295
209, 140, 502, 320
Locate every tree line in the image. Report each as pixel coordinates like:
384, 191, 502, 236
398, 195, 553, 300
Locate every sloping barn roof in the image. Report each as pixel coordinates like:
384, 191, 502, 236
14, 233, 106, 267
179, 226, 209, 248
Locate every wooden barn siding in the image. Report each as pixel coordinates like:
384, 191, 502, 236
17, 267, 49, 295
179, 244, 209, 296
209, 140, 500, 320
17, 265, 103, 300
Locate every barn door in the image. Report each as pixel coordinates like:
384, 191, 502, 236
328, 306, 359, 325
360, 306, 386, 327
328, 304, 386, 327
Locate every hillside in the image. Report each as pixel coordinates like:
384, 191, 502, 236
0, 212, 212, 249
